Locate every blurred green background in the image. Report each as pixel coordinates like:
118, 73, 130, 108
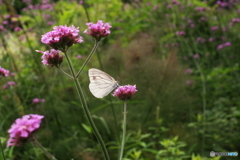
0, 0, 240, 159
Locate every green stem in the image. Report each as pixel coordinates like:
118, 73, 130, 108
57, 67, 73, 79
64, 52, 110, 160
31, 137, 57, 160
119, 102, 127, 160
0, 138, 6, 160
76, 39, 99, 78
194, 59, 207, 154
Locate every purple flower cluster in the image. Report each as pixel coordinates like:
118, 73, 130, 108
22, 0, 54, 12
216, 0, 239, 9
2, 81, 16, 89
195, 7, 206, 12
113, 85, 137, 101
193, 54, 199, 59
196, 37, 206, 43
7, 114, 44, 147
0, 15, 22, 32
217, 42, 231, 50
171, 0, 181, 5
210, 26, 219, 31
184, 68, 193, 74
188, 19, 195, 28
84, 20, 112, 41
36, 49, 63, 67
41, 25, 83, 51
229, 18, 240, 26
32, 98, 45, 104
176, 31, 185, 36
0, 66, 10, 77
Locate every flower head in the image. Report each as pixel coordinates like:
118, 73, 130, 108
7, 114, 44, 147
210, 26, 219, 31
32, 98, 45, 104
217, 42, 231, 50
41, 25, 83, 51
84, 20, 112, 41
175, 31, 185, 36
113, 85, 137, 101
0, 67, 10, 77
186, 80, 193, 85
184, 68, 192, 74
193, 54, 199, 59
36, 49, 63, 67
2, 81, 16, 89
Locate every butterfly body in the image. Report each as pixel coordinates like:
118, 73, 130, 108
88, 68, 119, 98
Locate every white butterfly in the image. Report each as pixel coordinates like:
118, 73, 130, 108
88, 68, 119, 98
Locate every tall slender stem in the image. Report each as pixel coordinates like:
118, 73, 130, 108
119, 102, 127, 160
194, 59, 207, 154
63, 52, 110, 160
57, 67, 73, 79
0, 138, 6, 160
31, 137, 57, 160
76, 39, 99, 78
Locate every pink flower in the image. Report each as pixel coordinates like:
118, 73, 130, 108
199, 17, 207, 22
196, 37, 206, 43
193, 54, 199, 59
84, 20, 112, 41
113, 85, 137, 101
36, 49, 63, 67
153, 4, 159, 11
171, 0, 181, 5
210, 26, 219, 31
2, 81, 16, 89
208, 37, 214, 42
195, 7, 206, 12
184, 68, 192, 74
186, 80, 193, 85
32, 98, 45, 104
176, 31, 185, 36
217, 42, 231, 50
76, 55, 82, 59
229, 18, 240, 26
0, 66, 10, 77
7, 114, 44, 147
41, 25, 83, 51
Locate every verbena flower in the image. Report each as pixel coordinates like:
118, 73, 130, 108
0, 66, 10, 77
2, 81, 16, 89
41, 25, 83, 51
113, 85, 137, 101
36, 49, 63, 67
7, 114, 44, 147
184, 68, 192, 74
208, 37, 214, 42
175, 31, 185, 36
32, 98, 45, 104
196, 37, 206, 43
76, 55, 82, 59
229, 18, 240, 26
84, 20, 112, 41
193, 54, 199, 59
195, 7, 206, 12
186, 80, 193, 85
210, 26, 219, 31
217, 42, 231, 50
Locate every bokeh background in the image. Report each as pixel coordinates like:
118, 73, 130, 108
0, 0, 240, 159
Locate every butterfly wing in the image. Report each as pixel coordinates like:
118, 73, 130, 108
89, 68, 118, 98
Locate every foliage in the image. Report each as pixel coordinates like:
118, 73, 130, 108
0, 0, 240, 159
